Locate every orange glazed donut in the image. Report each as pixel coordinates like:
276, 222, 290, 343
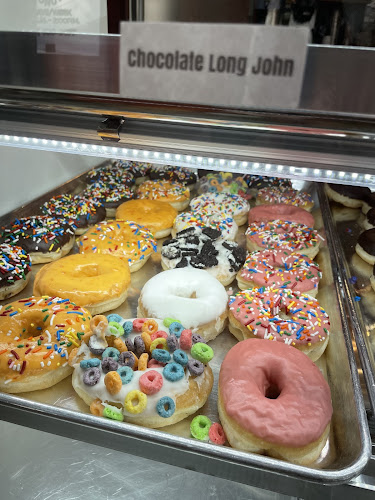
77, 220, 157, 272
115, 199, 178, 238
0, 296, 92, 393
136, 180, 190, 211
218, 339, 333, 465
33, 253, 131, 315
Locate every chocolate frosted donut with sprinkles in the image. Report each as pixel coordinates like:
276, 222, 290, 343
0, 244, 31, 300
237, 249, 322, 297
161, 226, 246, 286
245, 219, 321, 259
1, 216, 75, 264
242, 175, 291, 194
256, 187, 314, 211
82, 181, 136, 218
0, 296, 92, 393
115, 160, 151, 184
86, 163, 135, 187
149, 165, 197, 185
42, 194, 106, 235
228, 287, 330, 361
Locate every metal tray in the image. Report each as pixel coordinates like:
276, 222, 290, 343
0, 168, 371, 493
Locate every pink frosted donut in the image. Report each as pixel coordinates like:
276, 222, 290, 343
228, 286, 330, 361
248, 204, 315, 227
218, 338, 332, 465
256, 187, 314, 211
237, 249, 322, 297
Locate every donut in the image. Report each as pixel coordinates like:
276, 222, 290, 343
0, 244, 31, 300
86, 163, 135, 187
172, 211, 238, 240
33, 253, 131, 315
248, 204, 315, 227
246, 220, 321, 259
228, 287, 330, 361
82, 182, 136, 218
71, 314, 214, 428
115, 160, 151, 184
355, 229, 375, 265
136, 180, 190, 211
115, 199, 177, 239
137, 268, 228, 342
325, 183, 371, 209
0, 296, 92, 393
1, 216, 75, 264
161, 227, 246, 286
256, 187, 314, 211
42, 194, 106, 235
361, 207, 375, 231
190, 192, 250, 226
218, 339, 332, 465
149, 165, 197, 185
362, 192, 375, 214
237, 249, 322, 297
242, 175, 292, 193
197, 172, 251, 200
77, 220, 157, 272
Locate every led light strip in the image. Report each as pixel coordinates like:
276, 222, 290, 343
0, 134, 374, 187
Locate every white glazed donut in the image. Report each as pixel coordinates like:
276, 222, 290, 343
172, 211, 238, 240
137, 268, 228, 341
190, 193, 250, 226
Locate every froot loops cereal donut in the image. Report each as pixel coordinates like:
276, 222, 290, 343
115, 199, 177, 239
237, 249, 322, 297
1, 216, 75, 264
248, 204, 315, 228
77, 220, 157, 272
138, 268, 228, 342
161, 227, 246, 286
198, 171, 251, 200
0, 296, 92, 393
33, 253, 131, 315
82, 182, 136, 218
149, 165, 197, 185
136, 180, 190, 211
245, 220, 321, 259
0, 244, 31, 300
71, 314, 214, 428
42, 194, 106, 235
172, 211, 238, 240
218, 339, 332, 465
190, 192, 250, 226
256, 187, 314, 211
228, 286, 330, 361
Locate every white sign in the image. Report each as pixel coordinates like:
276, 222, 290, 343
120, 23, 309, 110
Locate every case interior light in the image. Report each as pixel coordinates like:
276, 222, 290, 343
0, 133, 373, 187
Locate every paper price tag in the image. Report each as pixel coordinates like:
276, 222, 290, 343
120, 23, 309, 110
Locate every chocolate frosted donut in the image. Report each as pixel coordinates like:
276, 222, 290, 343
42, 194, 106, 235
0, 244, 31, 299
149, 165, 197, 185
161, 226, 246, 286
362, 191, 375, 214
362, 207, 375, 230
325, 183, 371, 208
82, 181, 135, 217
86, 163, 135, 187
355, 228, 375, 264
115, 160, 151, 184
1, 216, 75, 264
243, 175, 291, 192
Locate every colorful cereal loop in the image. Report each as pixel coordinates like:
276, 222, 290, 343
150, 337, 168, 352
152, 349, 171, 363
107, 321, 124, 337
163, 362, 185, 382
139, 370, 163, 395
191, 343, 214, 364
124, 390, 147, 414
142, 319, 159, 335
103, 406, 124, 422
190, 415, 212, 440
156, 396, 175, 418
209, 423, 226, 445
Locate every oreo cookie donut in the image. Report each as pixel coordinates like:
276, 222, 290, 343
0, 244, 31, 300
82, 181, 136, 217
356, 229, 375, 265
42, 194, 106, 235
325, 183, 371, 209
149, 165, 197, 185
71, 314, 214, 428
161, 227, 246, 286
1, 216, 75, 264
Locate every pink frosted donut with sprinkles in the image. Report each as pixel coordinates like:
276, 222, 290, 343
190, 192, 250, 226
237, 249, 322, 297
245, 219, 322, 259
256, 187, 314, 212
0, 244, 31, 300
172, 211, 238, 240
228, 287, 330, 361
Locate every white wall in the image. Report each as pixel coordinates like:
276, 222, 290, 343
0, 146, 100, 216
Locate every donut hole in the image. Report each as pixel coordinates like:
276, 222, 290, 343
20, 312, 49, 337
174, 290, 197, 299
264, 383, 281, 400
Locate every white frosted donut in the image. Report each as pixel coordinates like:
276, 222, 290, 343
172, 211, 238, 240
190, 192, 250, 226
137, 268, 228, 341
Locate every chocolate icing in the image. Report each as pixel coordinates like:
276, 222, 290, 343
149, 166, 197, 185
82, 182, 135, 209
328, 183, 371, 200
243, 175, 291, 190
366, 208, 375, 227
86, 164, 135, 187
357, 228, 375, 255
0, 243, 31, 287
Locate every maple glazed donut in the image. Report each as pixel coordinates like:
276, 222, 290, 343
0, 296, 92, 393
136, 180, 190, 211
77, 220, 157, 272
256, 187, 314, 212
72, 314, 214, 428
115, 199, 178, 239
190, 192, 250, 226
33, 253, 131, 315
228, 287, 330, 361
218, 339, 333, 465
0, 244, 31, 300
237, 249, 322, 297
138, 268, 228, 342
1, 216, 75, 264
246, 220, 321, 259
172, 211, 238, 240
248, 204, 315, 228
